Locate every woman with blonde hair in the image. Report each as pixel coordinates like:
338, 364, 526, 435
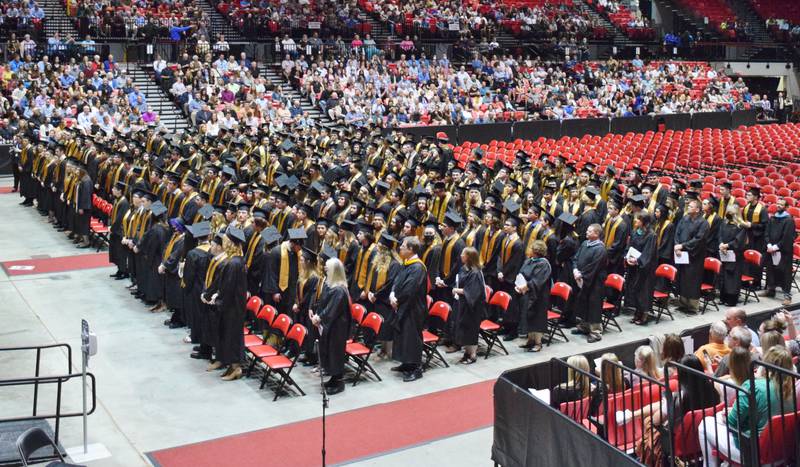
717, 202, 747, 306
516, 240, 552, 352
550, 355, 591, 408
310, 258, 353, 395
631, 346, 662, 386
453, 246, 487, 363
295, 247, 325, 366
366, 233, 401, 359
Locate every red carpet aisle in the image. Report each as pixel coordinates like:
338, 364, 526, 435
2, 253, 111, 276
148, 380, 494, 467
0, 187, 14, 194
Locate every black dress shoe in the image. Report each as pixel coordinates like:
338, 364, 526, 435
326, 383, 345, 395
502, 334, 516, 342
190, 352, 211, 360
391, 364, 409, 372
168, 321, 184, 329
587, 334, 602, 343
193, 346, 201, 352
110, 272, 121, 278
403, 369, 423, 382
77, 244, 91, 249
571, 328, 588, 335
114, 274, 128, 280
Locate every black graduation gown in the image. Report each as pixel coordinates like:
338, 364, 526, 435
74, 175, 93, 236
297, 275, 322, 356
421, 243, 442, 288
603, 216, 630, 276
454, 266, 487, 345
572, 241, 608, 325
717, 221, 746, 304
765, 214, 797, 292
555, 235, 579, 284
674, 215, 709, 300
368, 260, 401, 340
18, 145, 34, 201
434, 236, 465, 305
141, 223, 169, 303
261, 244, 299, 315
162, 234, 185, 311
743, 202, 767, 286
214, 256, 248, 365
496, 235, 525, 324
392, 260, 428, 365
518, 258, 552, 335
184, 245, 211, 343
318, 285, 353, 376
243, 230, 266, 296
625, 229, 657, 315
704, 214, 722, 258
109, 197, 129, 267
577, 208, 603, 242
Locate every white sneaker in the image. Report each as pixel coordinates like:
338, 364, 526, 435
183, 335, 192, 343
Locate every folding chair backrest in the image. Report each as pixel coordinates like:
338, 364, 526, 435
16, 428, 63, 466
488, 291, 512, 311
604, 273, 624, 292
257, 304, 277, 327
743, 249, 762, 267
704, 257, 722, 275
360, 312, 383, 337
673, 405, 719, 459
758, 411, 798, 465
655, 264, 677, 281
426, 295, 433, 309
272, 314, 293, 338
350, 303, 367, 325
484, 285, 493, 301
429, 301, 451, 321
560, 396, 591, 423
285, 324, 308, 350
246, 296, 263, 315
550, 282, 572, 301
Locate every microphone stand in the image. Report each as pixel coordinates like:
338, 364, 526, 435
315, 338, 327, 467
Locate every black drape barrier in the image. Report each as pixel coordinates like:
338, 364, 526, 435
491, 305, 787, 466
0, 145, 11, 175
610, 115, 657, 135
513, 119, 561, 141
457, 122, 513, 144
492, 375, 644, 467
391, 111, 762, 145
561, 117, 609, 137
692, 111, 732, 130
731, 109, 758, 128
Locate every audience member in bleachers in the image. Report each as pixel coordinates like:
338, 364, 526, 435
630, 345, 661, 386
660, 333, 686, 367
714, 346, 751, 404
589, 352, 628, 415
713, 325, 754, 378
723, 308, 760, 348
694, 321, 730, 372
699, 346, 796, 467
550, 354, 591, 409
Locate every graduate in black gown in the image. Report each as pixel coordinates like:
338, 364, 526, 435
296, 246, 330, 366
366, 233, 401, 359
572, 223, 608, 343
516, 240, 551, 353
674, 199, 709, 314
74, 167, 94, 248
140, 201, 170, 307
625, 212, 657, 325
554, 212, 579, 325
203, 227, 248, 380
452, 246, 487, 362
653, 204, 675, 293
717, 203, 747, 306
160, 218, 187, 323
310, 258, 353, 395
496, 207, 525, 342
108, 182, 130, 279
763, 198, 797, 305
243, 208, 268, 296
184, 222, 213, 360
391, 236, 429, 382
602, 198, 630, 277
261, 228, 306, 315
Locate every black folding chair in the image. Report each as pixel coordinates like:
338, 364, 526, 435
16, 427, 84, 467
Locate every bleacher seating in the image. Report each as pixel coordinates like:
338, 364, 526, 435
671, 0, 741, 39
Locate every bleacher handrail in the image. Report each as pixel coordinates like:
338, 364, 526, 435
0, 343, 74, 418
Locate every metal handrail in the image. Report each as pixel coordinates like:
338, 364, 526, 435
0, 343, 73, 417
0, 372, 97, 447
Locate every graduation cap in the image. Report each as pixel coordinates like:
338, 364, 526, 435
605, 166, 617, 176
221, 166, 236, 178
280, 139, 295, 152
503, 198, 520, 215
404, 216, 420, 228
340, 219, 356, 232
423, 220, 440, 236
557, 212, 578, 227
674, 180, 687, 191
379, 232, 399, 248
198, 204, 214, 220
285, 175, 300, 191
720, 181, 732, 190
584, 186, 600, 202
288, 228, 308, 242
141, 190, 157, 202
184, 176, 200, 188
113, 181, 126, 192
274, 191, 291, 204
705, 194, 719, 208
748, 186, 761, 197
320, 244, 337, 262
237, 202, 251, 212
689, 180, 703, 190
310, 181, 330, 195
187, 221, 212, 238
263, 226, 282, 246
252, 207, 268, 219
580, 163, 596, 175
226, 226, 246, 245
301, 247, 318, 262
150, 201, 168, 217
443, 211, 464, 228
630, 194, 647, 207
541, 211, 554, 224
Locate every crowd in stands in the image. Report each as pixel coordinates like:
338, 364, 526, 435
0, 0, 45, 40
284, 52, 524, 127
152, 50, 317, 135
551, 307, 800, 466
510, 58, 749, 119
213, 0, 374, 40
68, 0, 210, 40
587, 0, 654, 40
0, 50, 161, 141
671, 0, 750, 40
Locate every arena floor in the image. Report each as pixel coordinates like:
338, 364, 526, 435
0, 176, 788, 467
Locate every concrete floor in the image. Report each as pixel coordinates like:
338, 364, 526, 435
0, 177, 790, 466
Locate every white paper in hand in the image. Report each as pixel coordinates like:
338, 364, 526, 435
626, 247, 642, 260
674, 251, 689, 264
719, 250, 736, 263
515, 273, 527, 289
772, 251, 781, 266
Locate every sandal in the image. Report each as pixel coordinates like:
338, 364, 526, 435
464, 356, 477, 364
527, 345, 543, 353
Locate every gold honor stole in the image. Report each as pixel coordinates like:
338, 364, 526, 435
355, 244, 377, 289
480, 229, 502, 266
245, 232, 262, 268
204, 254, 225, 289
603, 217, 623, 248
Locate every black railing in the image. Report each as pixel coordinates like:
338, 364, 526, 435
0, 343, 73, 417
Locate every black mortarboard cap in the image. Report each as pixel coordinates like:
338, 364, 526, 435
630, 194, 647, 207
379, 232, 398, 248
198, 204, 214, 220
150, 201, 167, 217
187, 222, 212, 238
263, 226, 281, 246
443, 211, 464, 228
226, 226, 246, 244
503, 198, 520, 214
748, 186, 761, 197
557, 212, 578, 226
288, 228, 308, 241
340, 219, 356, 232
